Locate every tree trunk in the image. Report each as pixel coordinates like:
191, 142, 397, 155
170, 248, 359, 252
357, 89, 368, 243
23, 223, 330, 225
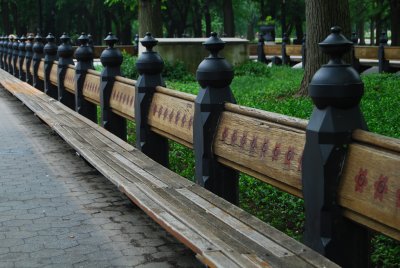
203, 1, 212, 36
1, 0, 11, 34
357, 20, 365, 45
298, 0, 351, 96
390, 0, 400, 45
223, 0, 235, 36
138, 0, 162, 38
192, 1, 202, 37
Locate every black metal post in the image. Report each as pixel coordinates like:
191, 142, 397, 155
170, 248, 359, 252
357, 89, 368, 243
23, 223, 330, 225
100, 33, 126, 140
302, 26, 370, 267
74, 33, 97, 122
194, 32, 239, 204
18, 35, 27, 80
133, 34, 139, 55
351, 32, 361, 73
257, 33, 267, 64
4, 36, 10, 72
12, 36, 19, 76
0, 35, 4, 69
57, 33, 75, 109
378, 31, 389, 73
281, 32, 290, 65
32, 33, 44, 90
25, 35, 34, 84
301, 34, 306, 69
7, 36, 14, 74
44, 33, 58, 98
135, 32, 168, 166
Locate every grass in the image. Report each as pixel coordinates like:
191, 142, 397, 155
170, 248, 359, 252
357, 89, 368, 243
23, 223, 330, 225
119, 55, 400, 266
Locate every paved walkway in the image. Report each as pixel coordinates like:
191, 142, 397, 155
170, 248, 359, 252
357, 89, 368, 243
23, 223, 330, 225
0, 89, 202, 268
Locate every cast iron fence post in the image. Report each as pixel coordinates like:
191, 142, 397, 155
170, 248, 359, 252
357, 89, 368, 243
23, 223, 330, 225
57, 33, 75, 109
281, 32, 290, 65
194, 32, 239, 204
0, 35, 4, 69
257, 33, 267, 64
12, 36, 19, 76
302, 26, 369, 267
100, 33, 126, 140
135, 32, 168, 166
378, 31, 389, 73
32, 33, 44, 90
74, 33, 97, 122
301, 34, 306, 68
7, 35, 14, 74
18, 35, 27, 80
44, 33, 58, 98
351, 32, 361, 72
25, 35, 34, 84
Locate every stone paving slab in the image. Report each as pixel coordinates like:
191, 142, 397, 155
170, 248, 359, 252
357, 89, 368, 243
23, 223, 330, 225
0, 89, 202, 268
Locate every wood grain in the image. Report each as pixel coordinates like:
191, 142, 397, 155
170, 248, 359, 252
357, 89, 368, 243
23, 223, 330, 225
109, 80, 135, 120
264, 45, 282, 56
148, 92, 195, 145
285, 45, 302, 56
37, 60, 45, 79
63, 67, 75, 93
50, 64, 58, 86
354, 46, 379, 59
384, 47, 400, 60
82, 72, 100, 104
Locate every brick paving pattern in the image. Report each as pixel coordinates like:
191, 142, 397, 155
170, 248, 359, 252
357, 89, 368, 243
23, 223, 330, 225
0, 89, 202, 268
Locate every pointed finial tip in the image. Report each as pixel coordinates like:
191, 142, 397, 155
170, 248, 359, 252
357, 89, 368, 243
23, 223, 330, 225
211, 32, 217, 37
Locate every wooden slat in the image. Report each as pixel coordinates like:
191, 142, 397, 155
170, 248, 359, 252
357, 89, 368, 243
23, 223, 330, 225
38, 60, 45, 79
50, 64, 58, 86
353, 129, 400, 153
354, 46, 379, 59
264, 45, 281, 56
109, 80, 135, 120
22, 59, 26, 72
63, 66, 75, 93
285, 45, 302, 56
214, 111, 304, 196
148, 92, 195, 145
82, 72, 100, 104
384, 47, 400, 60
339, 143, 400, 240
248, 44, 258, 56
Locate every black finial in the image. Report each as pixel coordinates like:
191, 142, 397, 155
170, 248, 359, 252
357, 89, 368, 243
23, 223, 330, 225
319, 26, 353, 62
104, 32, 118, 48
309, 26, 363, 109
351, 32, 358, 44
46, 33, 55, 43
379, 31, 388, 45
78, 32, 89, 45
141, 32, 158, 52
60, 32, 70, 43
203, 32, 225, 58
283, 32, 290, 44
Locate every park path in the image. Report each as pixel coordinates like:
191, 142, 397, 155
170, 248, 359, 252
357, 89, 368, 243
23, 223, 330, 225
0, 88, 202, 268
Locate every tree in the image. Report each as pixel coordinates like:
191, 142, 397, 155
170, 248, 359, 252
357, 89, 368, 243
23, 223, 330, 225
390, 0, 400, 45
298, 0, 351, 95
138, 0, 162, 38
223, 0, 234, 36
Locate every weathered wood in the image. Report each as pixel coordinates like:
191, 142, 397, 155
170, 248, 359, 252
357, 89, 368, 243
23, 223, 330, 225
383, 47, 400, 60
214, 111, 304, 194
353, 129, 400, 153
109, 80, 135, 121
82, 72, 100, 105
148, 92, 195, 145
285, 45, 302, 56
63, 66, 75, 93
354, 46, 379, 59
50, 63, 58, 86
37, 60, 45, 80
264, 45, 282, 56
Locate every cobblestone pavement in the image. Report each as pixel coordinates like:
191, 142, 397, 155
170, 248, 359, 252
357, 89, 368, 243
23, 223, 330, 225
0, 89, 202, 268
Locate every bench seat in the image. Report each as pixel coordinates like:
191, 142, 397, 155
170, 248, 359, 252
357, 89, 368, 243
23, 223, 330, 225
0, 69, 338, 268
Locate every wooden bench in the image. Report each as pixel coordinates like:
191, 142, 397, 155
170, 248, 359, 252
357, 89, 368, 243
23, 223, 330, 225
0, 69, 338, 268
1, 30, 399, 267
